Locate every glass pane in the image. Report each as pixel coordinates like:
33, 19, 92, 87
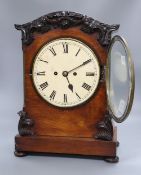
107, 36, 134, 122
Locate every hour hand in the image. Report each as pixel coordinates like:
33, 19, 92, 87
68, 84, 73, 92
62, 71, 74, 92
66, 77, 73, 92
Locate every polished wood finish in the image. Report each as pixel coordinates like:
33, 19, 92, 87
15, 25, 118, 161
15, 127, 117, 157
23, 27, 107, 138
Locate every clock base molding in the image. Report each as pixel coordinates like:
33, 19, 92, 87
15, 127, 118, 162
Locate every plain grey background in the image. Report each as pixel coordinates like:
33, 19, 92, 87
0, 0, 141, 174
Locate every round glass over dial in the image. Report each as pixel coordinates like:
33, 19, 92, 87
106, 35, 135, 123
32, 38, 100, 107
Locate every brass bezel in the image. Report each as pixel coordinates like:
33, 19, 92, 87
106, 35, 135, 123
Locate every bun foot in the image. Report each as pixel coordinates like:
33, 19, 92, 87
14, 150, 27, 157
104, 156, 119, 163
116, 141, 120, 147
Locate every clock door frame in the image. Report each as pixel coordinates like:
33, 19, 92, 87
15, 11, 120, 162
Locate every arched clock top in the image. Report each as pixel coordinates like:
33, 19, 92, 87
15, 11, 119, 46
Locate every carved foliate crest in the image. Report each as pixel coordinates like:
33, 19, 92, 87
15, 11, 119, 46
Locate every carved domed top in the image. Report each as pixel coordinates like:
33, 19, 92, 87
15, 11, 119, 46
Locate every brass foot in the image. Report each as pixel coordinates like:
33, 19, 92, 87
104, 156, 119, 163
14, 150, 27, 157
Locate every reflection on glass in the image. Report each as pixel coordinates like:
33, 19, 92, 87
109, 40, 130, 118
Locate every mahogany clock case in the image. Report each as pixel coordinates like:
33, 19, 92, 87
14, 11, 122, 162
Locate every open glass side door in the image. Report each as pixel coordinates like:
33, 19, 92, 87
106, 35, 135, 123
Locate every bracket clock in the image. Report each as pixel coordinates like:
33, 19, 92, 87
14, 11, 135, 162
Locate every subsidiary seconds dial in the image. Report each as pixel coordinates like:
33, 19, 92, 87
32, 38, 100, 107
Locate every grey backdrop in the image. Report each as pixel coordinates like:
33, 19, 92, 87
0, 0, 141, 174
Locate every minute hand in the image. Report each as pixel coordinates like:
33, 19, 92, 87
68, 59, 92, 74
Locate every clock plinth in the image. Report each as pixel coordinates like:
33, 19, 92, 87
15, 127, 118, 161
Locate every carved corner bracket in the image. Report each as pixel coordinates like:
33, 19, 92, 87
95, 111, 113, 141
15, 11, 119, 46
81, 16, 119, 46
18, 110, 34, 136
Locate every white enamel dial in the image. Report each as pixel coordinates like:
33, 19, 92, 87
32, 38, 100, 107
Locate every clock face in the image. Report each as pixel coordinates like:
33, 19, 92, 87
32, 38, 100, 107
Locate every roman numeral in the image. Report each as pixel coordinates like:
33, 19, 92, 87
40, 82, 48, 90
37, 71, 45, 76
48, 47, 56, 56
75, 48, 80, 56
82, 83, 91, 91
62, 42, 68, 53
50, 90, 56, 100
39, 59, 48, 63
64, 94, 67, 103
75, 92, 81, 99
86, 72, 95, 76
